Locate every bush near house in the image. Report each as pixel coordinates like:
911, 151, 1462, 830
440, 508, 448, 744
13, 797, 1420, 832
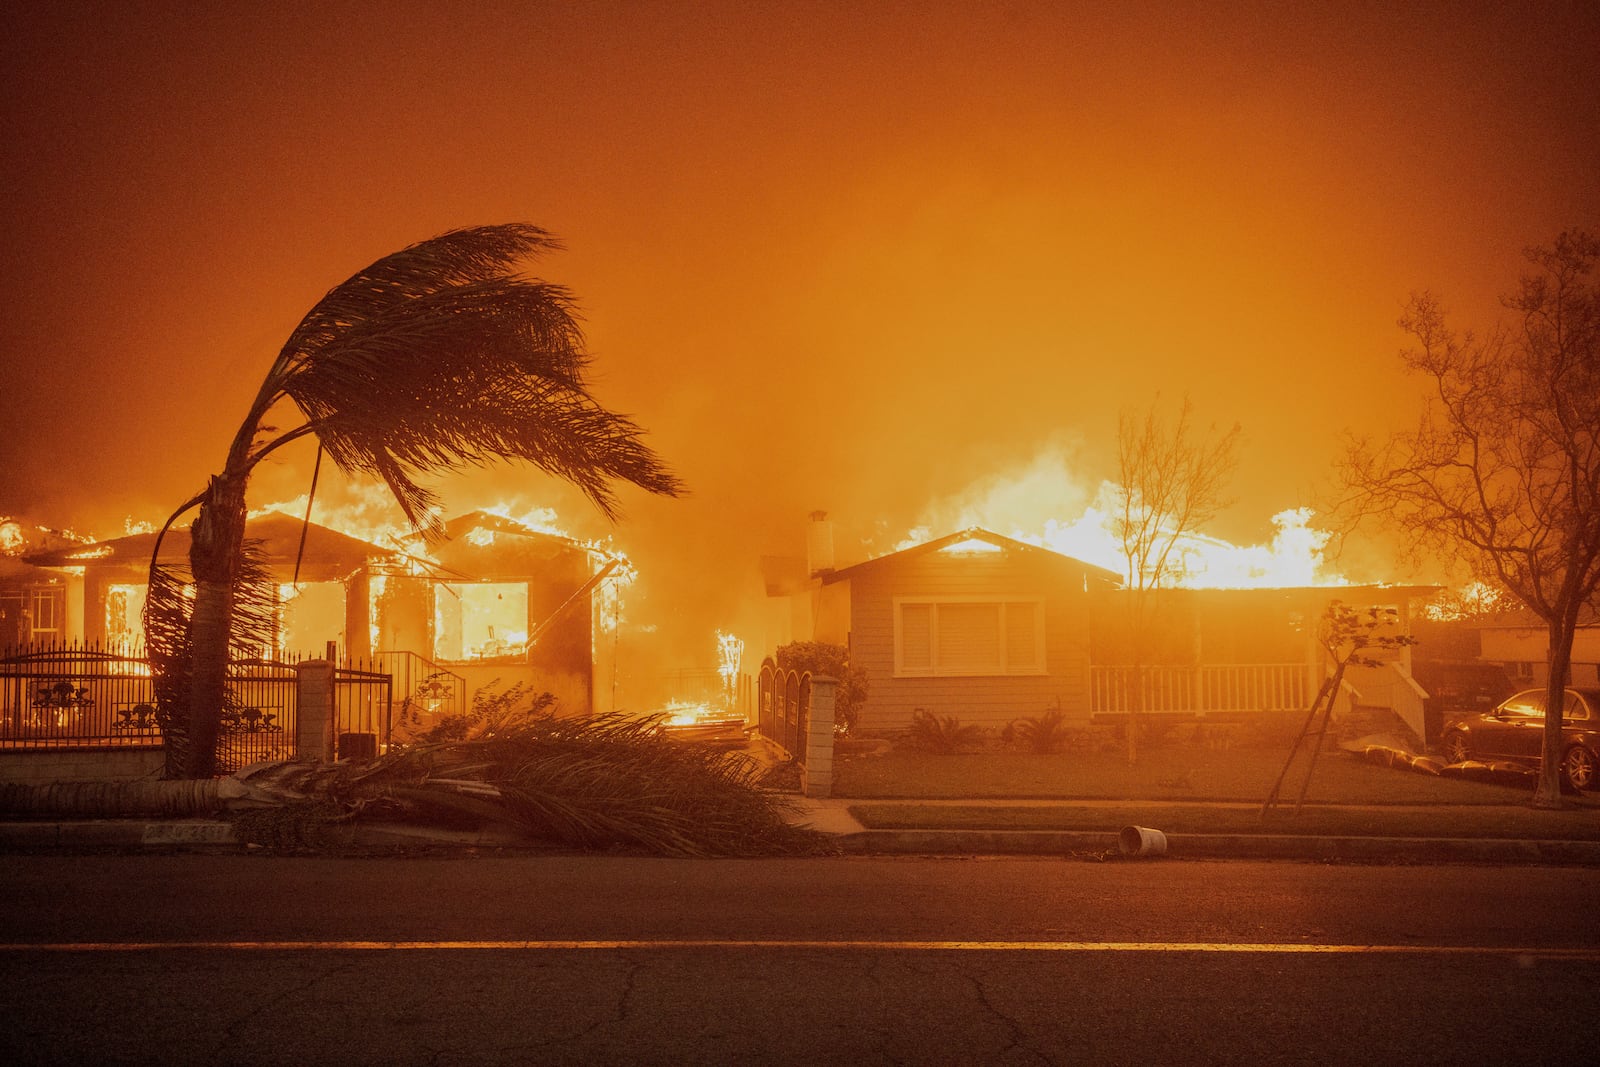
905, 709, 986, 754
1002, 710, 1074, 754
774, 641, 869, 736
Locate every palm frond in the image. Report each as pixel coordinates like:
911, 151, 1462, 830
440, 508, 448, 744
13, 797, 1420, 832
294, 708, 830, 857
144, 561, 195, 773
273, 224, 566, 379
253, 224, 682, 531
227, 541, 280, 661
145, 539, 280, 776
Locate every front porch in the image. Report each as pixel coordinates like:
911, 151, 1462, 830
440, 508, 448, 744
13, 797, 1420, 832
1089, 661, 1428, 748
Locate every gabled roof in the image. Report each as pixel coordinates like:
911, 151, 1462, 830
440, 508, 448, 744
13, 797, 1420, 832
820, 528, 1122, 587
426, 510, 597, 577
22, 511, 392, 571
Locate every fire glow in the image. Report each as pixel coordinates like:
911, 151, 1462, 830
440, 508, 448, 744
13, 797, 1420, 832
898, 462, 1343, 589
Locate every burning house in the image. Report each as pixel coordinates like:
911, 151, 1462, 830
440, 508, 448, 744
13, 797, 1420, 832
1, 518, 88, 648
16, 509, 626, 716
779, 526, 1121, 732
372, 509, 624, 716
20, 512, 394, 657
768, 519, 1436, 743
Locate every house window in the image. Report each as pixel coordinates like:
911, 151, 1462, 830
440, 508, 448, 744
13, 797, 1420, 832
27, 585, 65, 643
276, 581, 347, 658
434, 582, 529, 661
894, 598, 1045, 677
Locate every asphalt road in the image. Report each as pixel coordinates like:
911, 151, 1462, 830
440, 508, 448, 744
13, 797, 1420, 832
3, 855, 1597, 1065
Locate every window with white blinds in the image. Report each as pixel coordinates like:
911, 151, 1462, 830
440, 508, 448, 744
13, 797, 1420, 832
894, 598, 1045, 676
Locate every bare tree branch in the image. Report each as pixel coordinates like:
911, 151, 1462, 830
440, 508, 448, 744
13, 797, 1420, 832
1340, 230, 1600, 808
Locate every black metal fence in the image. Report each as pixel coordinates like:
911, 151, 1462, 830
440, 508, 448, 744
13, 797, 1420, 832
217, 657, 298, 772
376, 650, 467, 741
0, 644, 161, 749
333, 661, 395, 760
757, 659, 810, 761
1, 642, 402, 766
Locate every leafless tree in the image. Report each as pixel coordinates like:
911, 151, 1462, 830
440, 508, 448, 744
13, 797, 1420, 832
1342, 231, 1600, 808
147, 225, 683, 779
1114, 396, 1240, 764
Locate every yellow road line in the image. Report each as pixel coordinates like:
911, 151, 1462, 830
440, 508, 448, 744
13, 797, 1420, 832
4, 939, 1600, 958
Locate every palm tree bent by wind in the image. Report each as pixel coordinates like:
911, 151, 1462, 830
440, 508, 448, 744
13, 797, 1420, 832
147, 224, 683, 779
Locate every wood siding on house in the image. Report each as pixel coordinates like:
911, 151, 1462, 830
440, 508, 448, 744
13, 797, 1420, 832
843, 547, 1095, 732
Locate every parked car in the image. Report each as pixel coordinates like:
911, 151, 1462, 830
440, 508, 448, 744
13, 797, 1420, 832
1411, 661, 1515, 745
1441, 687, 1600, 791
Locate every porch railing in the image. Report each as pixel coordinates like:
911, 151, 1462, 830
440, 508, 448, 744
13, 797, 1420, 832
375, 650, 467, 728
1090, 664, 1311, 717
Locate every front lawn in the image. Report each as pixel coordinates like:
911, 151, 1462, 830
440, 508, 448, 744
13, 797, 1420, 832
831, 739, 1542, 806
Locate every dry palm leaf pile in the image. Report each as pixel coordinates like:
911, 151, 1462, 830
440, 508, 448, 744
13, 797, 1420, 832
228, 710, 832, 857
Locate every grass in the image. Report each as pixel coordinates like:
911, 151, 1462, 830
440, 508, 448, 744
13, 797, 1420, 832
833, 737, 1600, 840
832, 740, 1539, 803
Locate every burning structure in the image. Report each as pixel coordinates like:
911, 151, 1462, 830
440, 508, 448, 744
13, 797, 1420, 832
20, 512, 389, 657
372, 510, 624, 715
1, 518, 90, 648
767, 517, 1437, 743
17, 509, 627, 716
799, 528, 1120, 730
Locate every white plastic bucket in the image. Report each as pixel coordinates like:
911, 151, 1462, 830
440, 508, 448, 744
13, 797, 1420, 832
1118, 825, 1167, 857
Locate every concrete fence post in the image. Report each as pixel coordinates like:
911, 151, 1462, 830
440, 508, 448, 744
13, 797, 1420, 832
295, 659, 336, 762
804, 674, 837, 797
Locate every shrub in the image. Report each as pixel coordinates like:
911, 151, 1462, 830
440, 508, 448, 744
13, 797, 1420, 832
1009, 710, 1070, 754
906, 709, 985, 754
774, 641, 869, 736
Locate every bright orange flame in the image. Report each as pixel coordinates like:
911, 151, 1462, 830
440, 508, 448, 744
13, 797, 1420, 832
252, 480, 426, 551
0, 519, 26, 555
896, 455, 1344, 589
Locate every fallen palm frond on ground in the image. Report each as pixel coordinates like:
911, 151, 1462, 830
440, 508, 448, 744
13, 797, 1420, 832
226, 711, 831, 857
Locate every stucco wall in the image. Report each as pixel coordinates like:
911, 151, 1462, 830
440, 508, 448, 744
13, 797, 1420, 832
0, 747, 165, 783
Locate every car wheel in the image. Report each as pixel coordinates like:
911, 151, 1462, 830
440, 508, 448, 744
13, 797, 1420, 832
1562, 746, 1597, 793
1444, 731, 1471, 764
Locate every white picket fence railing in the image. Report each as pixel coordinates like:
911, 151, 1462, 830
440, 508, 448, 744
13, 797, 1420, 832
1090, 664, 1312, 716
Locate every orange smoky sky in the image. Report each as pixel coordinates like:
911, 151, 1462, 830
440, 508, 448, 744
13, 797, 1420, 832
1, 2, 1596, 668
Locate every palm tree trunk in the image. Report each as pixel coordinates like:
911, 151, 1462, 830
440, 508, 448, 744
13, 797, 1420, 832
183, 473, 248, 779
0, 779, 222, 818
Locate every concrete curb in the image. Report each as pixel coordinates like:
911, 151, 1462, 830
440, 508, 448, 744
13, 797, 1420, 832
4, 819, 1599, 865
835, 828, 1600, 864
0, 819, 239, 850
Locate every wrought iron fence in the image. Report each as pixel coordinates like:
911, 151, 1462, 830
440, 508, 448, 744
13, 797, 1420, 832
215, 657, 298, 773
0, 643, 159, 748
334, 660, 395, 759
2, 642, 402, 765
376, 650, 467, 741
